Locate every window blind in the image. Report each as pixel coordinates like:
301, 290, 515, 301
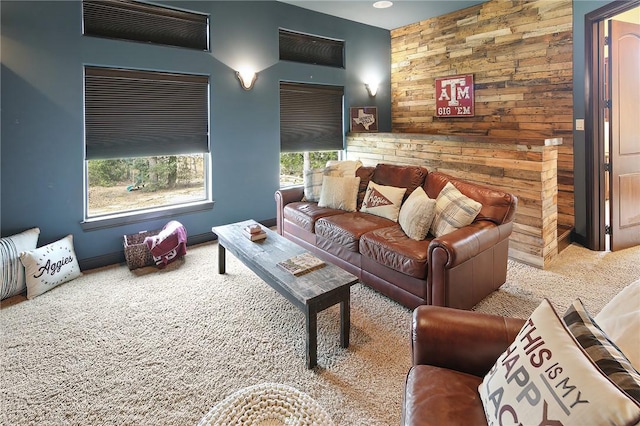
83, 0, 209, 51
279, 29, 344, 68
280, 82, 344, 153
84, 66, 209, 160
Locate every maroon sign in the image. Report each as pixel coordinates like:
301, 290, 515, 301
435, 74, 475, 117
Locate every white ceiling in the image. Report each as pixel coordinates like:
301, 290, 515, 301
278, 1, 485, 30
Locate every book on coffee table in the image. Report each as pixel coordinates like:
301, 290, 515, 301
243, 224, 267, 241
277, 253, 325, 276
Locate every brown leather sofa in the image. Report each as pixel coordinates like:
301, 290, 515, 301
275, 163, 517, 310
402, 305, 526, 425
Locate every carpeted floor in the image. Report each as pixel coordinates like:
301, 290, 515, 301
1, 242, 638, 425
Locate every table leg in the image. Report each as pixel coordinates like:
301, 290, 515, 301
340, 294, 350, 348
306, 308, 318, 369
218, 244, 226, 274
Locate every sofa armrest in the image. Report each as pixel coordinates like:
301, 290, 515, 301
275, 186, 304, 235
411, 305, 525, 377
428, 221, 512, 269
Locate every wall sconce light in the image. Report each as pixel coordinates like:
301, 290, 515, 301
365, 82, 378, 97
236, 70, 257, 90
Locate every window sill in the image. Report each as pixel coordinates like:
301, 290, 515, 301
81, 200, 214, 231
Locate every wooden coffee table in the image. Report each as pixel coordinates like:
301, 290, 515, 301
212, 220, 358, 368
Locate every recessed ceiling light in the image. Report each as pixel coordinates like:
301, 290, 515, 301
373, 1, 393, 9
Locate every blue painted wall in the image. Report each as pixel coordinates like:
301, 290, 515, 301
1, 1, 391, 267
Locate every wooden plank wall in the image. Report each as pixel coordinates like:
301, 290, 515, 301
386, 0, 575, 234
346, 133, 560, 268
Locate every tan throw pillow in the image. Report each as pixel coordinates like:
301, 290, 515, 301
595, 279, 640, 370
398, 187, 436, 240
303, 167, 343, 202
430, 182, 482, 237
479, 299, 640, 425
318, 176, 361, 212
360, 181, 406, 222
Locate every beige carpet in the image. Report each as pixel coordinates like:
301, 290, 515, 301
1, 242, 638, 425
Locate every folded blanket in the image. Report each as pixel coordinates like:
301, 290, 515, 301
144, 220, 187, 268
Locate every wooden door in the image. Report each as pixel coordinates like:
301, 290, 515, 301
609, 19, 640, 251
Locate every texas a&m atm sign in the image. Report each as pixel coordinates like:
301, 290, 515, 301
435, 74, 474, 117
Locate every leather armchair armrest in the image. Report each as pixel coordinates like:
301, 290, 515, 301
428, 221, 513, 269
411, 305, 525, 377
275, 186, 304, 234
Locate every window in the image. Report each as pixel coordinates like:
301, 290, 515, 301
279, 82, 344, 186
83, 0, 209, 51
279, 29, 344, 68
84, 66, 210, 220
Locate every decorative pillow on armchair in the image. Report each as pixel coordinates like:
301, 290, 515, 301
20, 234, 82, 299
360, 181, 406, 222
430, 182, 482, 237
1, 227, 40, 299
479, 299, 640, 425
563, 298, 640, 403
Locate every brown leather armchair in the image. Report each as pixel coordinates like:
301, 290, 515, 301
402, 305, 525, 425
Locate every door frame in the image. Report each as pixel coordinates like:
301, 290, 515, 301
584, 0, 640, 251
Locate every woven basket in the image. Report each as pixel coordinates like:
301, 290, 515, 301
123, 230, 159, 270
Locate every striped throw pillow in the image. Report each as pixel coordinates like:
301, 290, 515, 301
1, 227, 40, 300
563, 298, 640, 403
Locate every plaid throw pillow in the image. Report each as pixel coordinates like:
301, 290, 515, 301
563, 298, 640, 403
430, 182, 482, 237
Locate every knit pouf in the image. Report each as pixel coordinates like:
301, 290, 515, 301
199, 383, 334, 426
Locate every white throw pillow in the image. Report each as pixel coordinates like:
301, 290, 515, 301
398, 187, 436, 240
1, 227, 40, 299
479, 299, 640, 426
20, 234, 82, 299
595, 279, 640, 370
430, 182, 482, 237
318, 176, 361, 212
303, 166, 345, 202
360, 181, 406, 222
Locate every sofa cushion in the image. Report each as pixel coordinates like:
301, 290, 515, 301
404, 365, 486, 426
430, 182, 482, 237
360, 181, 406, 222
372, 163, 427, 200
479, 299, 640, 426
283, 202, 345, 233
318, 175, 361, 212
315, 212, 395, 253
360, 226, 430, 279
